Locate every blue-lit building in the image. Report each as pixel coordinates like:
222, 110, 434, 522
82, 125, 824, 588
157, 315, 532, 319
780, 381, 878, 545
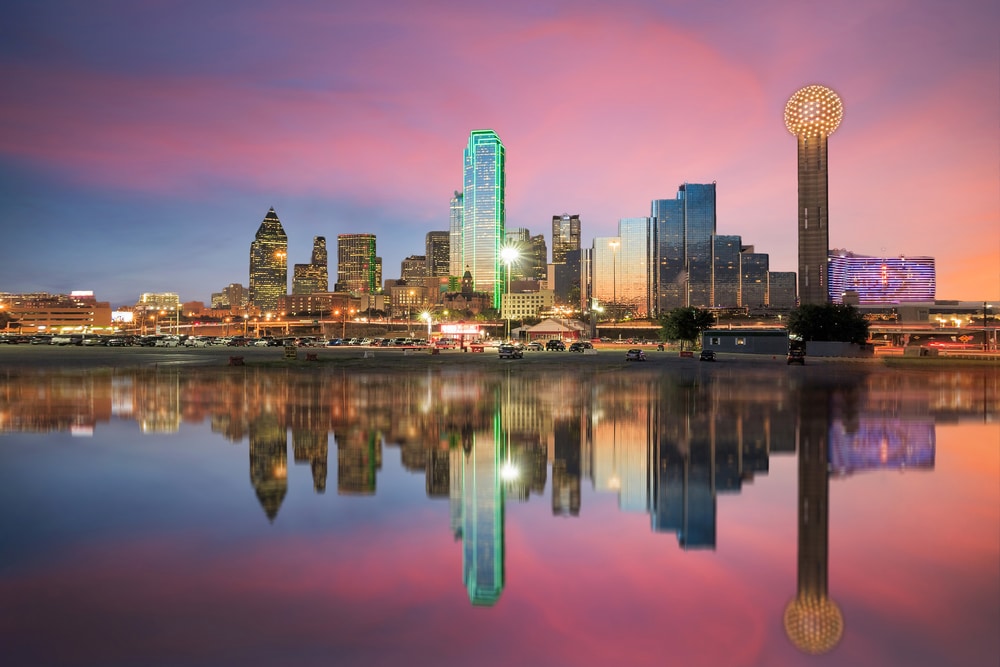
651, 183, 717, 310
462, 130, 506, 309
828, 252, 935, 304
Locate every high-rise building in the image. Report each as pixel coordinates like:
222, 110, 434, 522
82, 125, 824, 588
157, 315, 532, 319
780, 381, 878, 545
740, 248, 770, 310
528, 234, 548, 283
769, 272, 798, 309
248, 207, 288, 312
784, 85, 844, 305
711, 235, 742, 308
336, 234, 379, 293
448, 192, 464, 277
462, 130, 506, 309
425, 231, 450, 279
651, 183, 717, 311
292, 236, 329, 295
827, 252, 935, 304
552, 214, 581, 264
590, 219, 653, 318
401, 255, 428, 286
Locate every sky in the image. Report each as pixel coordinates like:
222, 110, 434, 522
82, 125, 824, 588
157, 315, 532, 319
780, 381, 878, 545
1, 0, 998, 307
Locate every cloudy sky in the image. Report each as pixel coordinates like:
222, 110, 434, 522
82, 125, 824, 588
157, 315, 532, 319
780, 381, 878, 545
1, 0, 997, 306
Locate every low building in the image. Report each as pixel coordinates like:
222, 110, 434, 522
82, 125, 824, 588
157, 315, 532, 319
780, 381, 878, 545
1, 292, 113, 333
701, 328, 789, 355
501, 290, 554, 321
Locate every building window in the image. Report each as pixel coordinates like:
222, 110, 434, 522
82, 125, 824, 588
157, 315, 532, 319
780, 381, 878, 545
710, 337, 721, 345
736, 337, 746, 346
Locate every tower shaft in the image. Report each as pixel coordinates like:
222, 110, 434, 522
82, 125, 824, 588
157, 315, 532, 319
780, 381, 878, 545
797, 136, 830, 305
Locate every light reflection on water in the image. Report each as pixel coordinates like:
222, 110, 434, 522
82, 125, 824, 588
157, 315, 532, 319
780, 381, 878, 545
0, 365, 997, 667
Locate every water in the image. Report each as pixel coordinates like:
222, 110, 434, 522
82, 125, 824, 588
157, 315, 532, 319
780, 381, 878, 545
0, 363, 997, 667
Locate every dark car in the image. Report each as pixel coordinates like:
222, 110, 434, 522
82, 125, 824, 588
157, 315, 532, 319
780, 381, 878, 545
545, 340, 566, 351
699, 350, 716, 362
625, 348, 646, 361
498, 343, 523, 359
787, 349, 805, 365
568, 341, 592, 352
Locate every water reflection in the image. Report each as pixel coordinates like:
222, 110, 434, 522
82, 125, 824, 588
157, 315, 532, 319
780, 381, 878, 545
0, 364, 997, 663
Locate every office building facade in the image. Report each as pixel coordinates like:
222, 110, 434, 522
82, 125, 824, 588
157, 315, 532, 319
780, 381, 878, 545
448, 191, 463, 277
292, 236, 328, 295
425, 231, 450, 279
552, 214, 581, 264
336, 234, 379, 294
651, 183, 717, 310
827, 252, 935, 304
462, 130, 506, 309
248, 207, 288, 312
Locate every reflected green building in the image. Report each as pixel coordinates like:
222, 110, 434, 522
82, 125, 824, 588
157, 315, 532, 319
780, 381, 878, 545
461, 414, 505, 606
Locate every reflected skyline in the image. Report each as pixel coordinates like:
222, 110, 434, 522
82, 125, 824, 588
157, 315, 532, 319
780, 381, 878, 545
1, 366, 989, 529
1, 364, 997, 666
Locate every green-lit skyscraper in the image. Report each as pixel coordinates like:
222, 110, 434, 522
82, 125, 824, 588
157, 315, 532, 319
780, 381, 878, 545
462, 130, 506, 309
249, 207, 288, 313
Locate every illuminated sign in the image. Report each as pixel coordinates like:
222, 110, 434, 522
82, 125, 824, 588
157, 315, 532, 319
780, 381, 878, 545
441, 324, 481, 335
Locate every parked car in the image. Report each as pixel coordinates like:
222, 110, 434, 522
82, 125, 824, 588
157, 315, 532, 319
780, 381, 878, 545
498, 343, 523, 359
525, 341, 543, 351
787, 349, 806, 365
699, 350, 716, 361
569, 341, 593, 352
545, 339, 566, 351
625, 348, 646, 361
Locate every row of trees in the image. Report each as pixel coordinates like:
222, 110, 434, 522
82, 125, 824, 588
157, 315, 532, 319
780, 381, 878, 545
658, 304, 869, 349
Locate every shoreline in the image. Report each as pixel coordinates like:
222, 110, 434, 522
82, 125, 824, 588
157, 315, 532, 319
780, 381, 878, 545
0, 345, 994, 373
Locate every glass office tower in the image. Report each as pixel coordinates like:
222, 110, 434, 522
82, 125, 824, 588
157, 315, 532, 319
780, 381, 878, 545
651, 183, 717, 311
248, 207, 288, 312
711, 235, 742, 308
462, 130, 506, 309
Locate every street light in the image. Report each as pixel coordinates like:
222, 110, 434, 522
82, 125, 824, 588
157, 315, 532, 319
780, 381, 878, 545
421, 311, 432, 340
500, 246, 520, 341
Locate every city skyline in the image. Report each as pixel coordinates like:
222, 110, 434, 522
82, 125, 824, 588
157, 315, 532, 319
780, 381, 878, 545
1, 1, 997, 305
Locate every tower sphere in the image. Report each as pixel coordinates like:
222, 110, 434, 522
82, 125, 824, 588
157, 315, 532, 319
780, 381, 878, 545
784, 596, 844, 654
785, 85, 843, 137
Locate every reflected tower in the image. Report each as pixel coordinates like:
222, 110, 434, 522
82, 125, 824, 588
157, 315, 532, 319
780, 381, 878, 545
461, 412, 505, 606
784, 383, 843, 654
249, 417, 288, 522
785, 85, 844, 305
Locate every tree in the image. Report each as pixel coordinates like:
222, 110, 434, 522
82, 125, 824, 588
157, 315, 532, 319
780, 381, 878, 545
659, 307, 715, 350
787, 303, 869, 344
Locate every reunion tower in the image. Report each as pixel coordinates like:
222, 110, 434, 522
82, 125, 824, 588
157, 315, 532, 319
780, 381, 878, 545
785, 85, 844, 305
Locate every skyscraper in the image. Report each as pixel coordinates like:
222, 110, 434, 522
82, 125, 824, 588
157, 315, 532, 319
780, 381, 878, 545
292, 236, 328, 295
462, 130, 506, 309
448, 191, 463, 277
785, 85, 844, 305
400, 255, 428, 286
425, 231, 450, 279
711, 235, 742, 308
651, 183, 717, 310
740, 247, 770, 310
552, 214, 580, 264
248, 207, 288, 312
336, 234, 378, 293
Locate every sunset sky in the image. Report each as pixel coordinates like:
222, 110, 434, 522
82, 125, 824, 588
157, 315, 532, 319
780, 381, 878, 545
1, 0, 997, 306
